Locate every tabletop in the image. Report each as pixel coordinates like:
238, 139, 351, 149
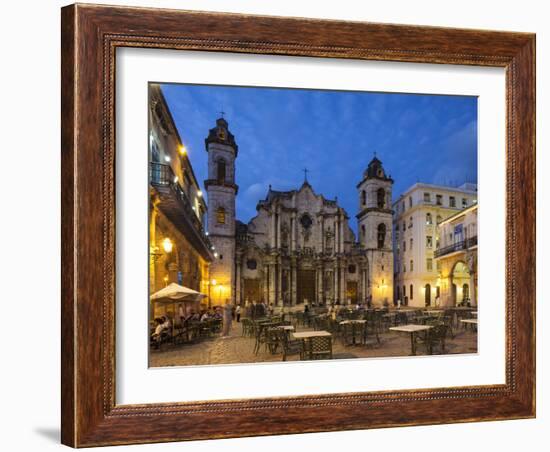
339, 320, 367, 325
277, 325, 295, 331
293, 330, 332, 339
389, 324, 433, 333
460, 319, 478, 324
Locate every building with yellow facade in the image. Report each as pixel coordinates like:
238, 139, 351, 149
434, 203, 478, 307
148, 84, 213, 316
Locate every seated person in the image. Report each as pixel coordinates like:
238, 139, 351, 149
151, 317, 169, 344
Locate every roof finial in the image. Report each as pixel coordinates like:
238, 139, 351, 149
374, 150, 377, 158
303, 167, 309, 183
219, 110, 225, 119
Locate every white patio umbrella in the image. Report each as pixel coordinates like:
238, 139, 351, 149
150, 283, 206, 302
150, 283, 207, 336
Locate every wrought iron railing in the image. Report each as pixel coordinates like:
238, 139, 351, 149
149, 162, 211, 249
434, 235, 477, 258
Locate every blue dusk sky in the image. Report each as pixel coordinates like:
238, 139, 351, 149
161, 83, 477, 234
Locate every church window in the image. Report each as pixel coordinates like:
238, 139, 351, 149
426, 213, 433, 225
246, 259, 257, 270
377, 188, 385, 208
217, 159, 226, 183
361, 190, 366, 206
348, 265, 356, 274
377, 223, 386, 249
300, 213, 313, 230
216, 207, 226, 224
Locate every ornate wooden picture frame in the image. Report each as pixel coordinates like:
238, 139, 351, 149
61, 3, 535, 447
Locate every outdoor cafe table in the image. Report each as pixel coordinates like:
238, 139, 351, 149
460, 318, 478, 331
339, 320, 366, 345
293, 331, 332, 339
293, 331, 332, 359
389, 324, 433, 356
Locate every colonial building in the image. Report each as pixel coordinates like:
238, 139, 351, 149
434, 203, 478, 306
392, 182, 477, 307
205, 117, 394, 307
148, 84, 213, 312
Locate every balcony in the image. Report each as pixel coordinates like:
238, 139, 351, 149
434, 236, 478, 259
149, 162, 213, 260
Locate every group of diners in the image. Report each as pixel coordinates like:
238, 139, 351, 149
150, 307, 224, 349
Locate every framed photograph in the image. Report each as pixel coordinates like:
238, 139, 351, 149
61, 4, 535, 447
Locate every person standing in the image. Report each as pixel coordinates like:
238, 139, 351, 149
236, 304, 241, 322
221, 300, 233, 337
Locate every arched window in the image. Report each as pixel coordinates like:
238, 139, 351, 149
410, 259, 414, 272
409, 284, 414, 300
216, 206, 226, 224
361, 224, 366, 241
377, 188, 385, 208
361, 190, 366, 206
217, 159, 226, 183
377, 223, 386, 249
426, 213, 433, 225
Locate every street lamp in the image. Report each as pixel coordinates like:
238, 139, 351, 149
162, 237, 173, 253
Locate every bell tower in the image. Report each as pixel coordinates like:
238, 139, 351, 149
205, 117, 238, 304
356, 155, 394, 305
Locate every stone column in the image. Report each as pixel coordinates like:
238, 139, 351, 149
263, 265, 270, 303
270, 212, 276, 248
235, 257, 241, 305
339, 263, 346, 304
277, 260, 283, 306
339, 213, 344, 254
291, 261, 297, 306
469, 272, 476, 306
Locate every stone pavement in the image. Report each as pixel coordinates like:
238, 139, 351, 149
149, 321, 478, 368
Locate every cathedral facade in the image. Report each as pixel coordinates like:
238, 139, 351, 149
205, 117, 394, 307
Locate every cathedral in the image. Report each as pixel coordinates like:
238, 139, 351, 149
205, 117, 394, 307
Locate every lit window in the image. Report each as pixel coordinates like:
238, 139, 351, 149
426, 213, 433, 225
426, 236, 433, 248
